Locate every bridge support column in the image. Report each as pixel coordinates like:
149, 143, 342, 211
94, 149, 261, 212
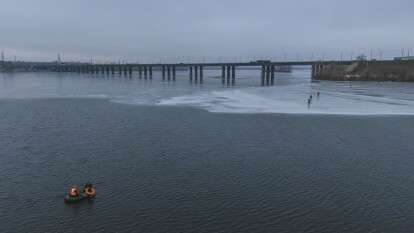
129, 65, 133, 76
266, 65, 271, 85
162, 66, 166, 80
144, 66, 148, 79
167, 66, 171, 81
172, 66, 176, 81
227, 66, 231, 85
189, 66, 193, 82
222, 66, 225, 85
232, 66, 236, 85
261, 65, 265, 86
199, 66, 203, 83
194, 66, 198, 83
123, 65, 127, 76
138, 66, 142, 78
271, 65, 275, 85
149, 66, 153, 79
315, 63, 323, 79
111, 66, 115, 75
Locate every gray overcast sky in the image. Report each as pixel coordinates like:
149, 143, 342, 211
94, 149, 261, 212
0, 0, 413, 62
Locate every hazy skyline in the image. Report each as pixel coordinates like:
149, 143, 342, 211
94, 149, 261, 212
1, 0, 413, 62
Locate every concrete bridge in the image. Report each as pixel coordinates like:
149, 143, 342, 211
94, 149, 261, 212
29, 60, 354, 86
10, 59, 408, 84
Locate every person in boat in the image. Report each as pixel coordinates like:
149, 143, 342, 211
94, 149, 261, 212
69, 186, 80, 198
83, 183, 96, 198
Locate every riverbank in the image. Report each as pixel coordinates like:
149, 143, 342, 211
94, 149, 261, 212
313, 60, 414, 82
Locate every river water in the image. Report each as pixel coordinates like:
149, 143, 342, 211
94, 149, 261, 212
1, 69, 414, 232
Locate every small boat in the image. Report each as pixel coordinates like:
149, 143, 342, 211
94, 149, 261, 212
64, 185, 96, 204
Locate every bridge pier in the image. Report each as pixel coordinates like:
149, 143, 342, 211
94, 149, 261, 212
122, 65, 127, 76
231, 66, 236, 85
144, 66, 148, 79
189, 66, 193, 82
149, 66, 153, 79
172, 66, 176, 81
138, 66, 142, 78
311, 64, 316, 79
261, 65, 265, 86
312, 63, 323, 79
222, 66, 225, 85
312, 63, 319, 79
195, 66, 198, 83
271, 65, 275, 85
167, 66, 171, 81
129, 65, 133, 76
226, 65, 231, 85
199, 66, 203, 83
162, 66, 166, 80
266, 65, 271, 85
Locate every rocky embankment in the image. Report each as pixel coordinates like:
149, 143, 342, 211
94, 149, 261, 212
314, 61, 414, 82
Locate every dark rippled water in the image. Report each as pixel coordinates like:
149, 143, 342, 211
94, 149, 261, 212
1, 98, 414, 232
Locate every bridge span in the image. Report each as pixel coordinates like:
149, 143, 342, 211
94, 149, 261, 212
31, 60, 353, 86
7, 59, 408, 84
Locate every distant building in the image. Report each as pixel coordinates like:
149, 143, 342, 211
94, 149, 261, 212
394, 56, 414, 61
